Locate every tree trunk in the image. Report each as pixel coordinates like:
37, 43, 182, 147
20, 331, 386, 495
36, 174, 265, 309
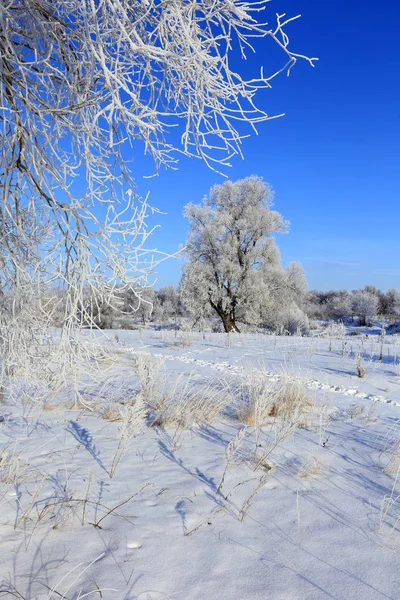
221, 314, 240, 333
208, 294, 241, 333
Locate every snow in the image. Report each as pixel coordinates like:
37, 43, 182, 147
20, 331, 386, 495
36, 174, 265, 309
1, 329, 400, 599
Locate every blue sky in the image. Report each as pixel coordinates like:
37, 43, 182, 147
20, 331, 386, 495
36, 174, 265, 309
128, 0, 400, 291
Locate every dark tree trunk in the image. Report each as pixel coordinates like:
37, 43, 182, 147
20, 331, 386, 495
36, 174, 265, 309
208, 292, 240, 333
221, 314, 240, 333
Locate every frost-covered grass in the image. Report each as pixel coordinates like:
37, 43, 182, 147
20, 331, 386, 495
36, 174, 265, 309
1, 329, 400, 599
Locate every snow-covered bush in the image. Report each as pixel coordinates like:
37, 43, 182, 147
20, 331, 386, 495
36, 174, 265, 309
379, 289, 400, 318
275, 304, 310, 336
156, 286, 184, 324
326, 293, 352, 321
352, 291, 379, 326
133, 352, 166, 406
323, 321, 346, 340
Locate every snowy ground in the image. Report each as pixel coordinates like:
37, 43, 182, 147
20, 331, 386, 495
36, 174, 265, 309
1, 329, 400, 599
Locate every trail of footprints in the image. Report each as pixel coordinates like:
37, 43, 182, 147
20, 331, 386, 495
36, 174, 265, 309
125, 347, 400, 408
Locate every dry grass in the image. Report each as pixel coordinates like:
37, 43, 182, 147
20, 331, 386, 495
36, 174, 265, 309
130, 352, 230, 434
0, 441, 30, 484
238, 369, 314, 427
102, 404, 122, 422
299, 456, 324, 479
109, 397, 147, 477
270, 371, 314, 418
364, 400, 378, 426
235, 369, 318, 472
158, 329, 193, 348
237, 370, 274, 426
176, 330, 193, 348
133, 352, 166, 405
150, 372, 229, 432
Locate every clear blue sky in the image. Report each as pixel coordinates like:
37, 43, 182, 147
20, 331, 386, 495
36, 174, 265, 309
128, 0, 400, 291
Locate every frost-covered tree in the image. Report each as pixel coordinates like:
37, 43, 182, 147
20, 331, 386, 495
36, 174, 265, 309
387, 289, 400, 317
182, 176, 292, 332
156, 286, 184, 324
257, 261, 309, 334
123, 287, 157, 326
325, 292, 352, 321
378, 289, 400, 317
352, 291, 379, 326
305, 291, 329, 320
286, 262, 308, 305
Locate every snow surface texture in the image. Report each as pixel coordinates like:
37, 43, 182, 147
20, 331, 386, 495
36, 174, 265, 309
1, 330, 400, 599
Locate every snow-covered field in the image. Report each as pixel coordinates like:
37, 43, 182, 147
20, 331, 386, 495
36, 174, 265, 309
1, 329, 400, 599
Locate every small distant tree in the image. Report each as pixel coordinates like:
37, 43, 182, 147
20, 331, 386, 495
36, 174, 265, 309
387, 289, 400, 318
286, 262, 308, 306
305, 291, 329, 320
156, 286, 184, 324
378, 289, 400, 318
352, 291, 378, 326
124, 287, 156, 326
364, 285, 379, 296
182, 176, 290, 332
326, 292, 352, 321
91, 302, 115, 330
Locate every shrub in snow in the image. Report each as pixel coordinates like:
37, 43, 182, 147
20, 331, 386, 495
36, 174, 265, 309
326, 293, 352, 321
346, 403, 365, 419
133, 352, 166, 406
156, 286, 185, 324
355, 354, 367, 378
352, 291, 378, 326
275, 304, 310, 336
386, 289, 400, 317
323, 321, 346, 341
